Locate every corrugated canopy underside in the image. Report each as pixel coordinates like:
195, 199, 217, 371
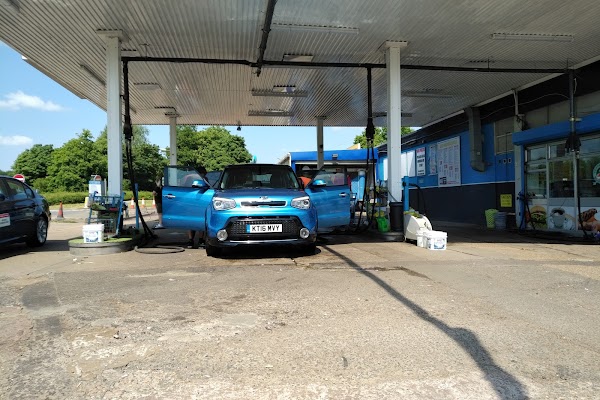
1, 0, 599, 127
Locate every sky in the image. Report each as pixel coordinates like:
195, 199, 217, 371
0, 42, 363, 173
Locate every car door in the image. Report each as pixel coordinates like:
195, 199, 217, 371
6, 179, 37, 238
0, 178, 16, 242
304, 167, 351, 232
161, 166, 214, 231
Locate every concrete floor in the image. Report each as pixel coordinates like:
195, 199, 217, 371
1, 213, 599, 399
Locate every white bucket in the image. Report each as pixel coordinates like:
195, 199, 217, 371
416, 228, 426, 248
424, 230, 447, 250
83, 224, 104, 243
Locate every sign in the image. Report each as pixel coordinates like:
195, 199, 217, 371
428, 144, 437, 175
0, 213, 10, 228
593, 163, 600, 184
13, 174, 25, 183
500, 194, 512, 208
416, 147, 426, 176
437, 137, 461, 187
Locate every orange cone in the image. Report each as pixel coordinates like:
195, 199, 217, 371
152, 198, 156, 207
141, 198, 146, 207
56, 201, 64, 220
130, 198, 135, 209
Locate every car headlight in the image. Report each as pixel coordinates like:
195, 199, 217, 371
212, 197, 236, 210
291, 196, 310, 210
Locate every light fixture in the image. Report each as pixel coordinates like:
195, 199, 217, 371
134, 82, 161, 91
251, 88, 308, 98
402, 90, 453, 99
0, 0, 19, 14
80, 64, 105, 86
237, 120, 242, 131
272, 23, 359, 35
248, 110, 294, 117
373, 112, 413, 118
491, 32, 574, 42
282, 54, 314, 63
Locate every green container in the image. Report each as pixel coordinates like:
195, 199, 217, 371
376, 217, 390, 232
485, 209, 498, 228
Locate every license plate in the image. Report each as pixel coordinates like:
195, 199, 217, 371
246, 224, 282, 233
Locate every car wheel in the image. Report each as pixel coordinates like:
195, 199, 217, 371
27, 217, 48, 247
205, 243, 221, 257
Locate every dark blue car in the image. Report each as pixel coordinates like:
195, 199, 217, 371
0, 176, 51, 248
161, 164, 351, 256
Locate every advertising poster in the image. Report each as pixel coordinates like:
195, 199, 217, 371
416, 147, 426, 176
437, 137, 461, 187
428, 144, 437, 175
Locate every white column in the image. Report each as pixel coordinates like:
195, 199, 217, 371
168, 114, 178, 165
316, 116, 325, 169
385, 41, 408, 203
103, 32, 123, 196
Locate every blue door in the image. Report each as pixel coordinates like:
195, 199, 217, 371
304, 167, 351, 232
161, 166, 214, 231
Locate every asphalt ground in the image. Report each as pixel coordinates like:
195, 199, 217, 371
1, 208, 599, 399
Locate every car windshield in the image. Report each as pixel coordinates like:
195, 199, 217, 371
220, 165, 300, 190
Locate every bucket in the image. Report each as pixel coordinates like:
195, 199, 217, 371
83, 223, 104, 243
376, 217, 390, 233
424, 230, 447, 250
416, 228, 426, 248
494, 212, 507, 230
485, 209, 498, 228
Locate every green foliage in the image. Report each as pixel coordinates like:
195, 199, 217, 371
46, 130, 106, 192
0, 169, 14, 176
353, 126, 414, 148
42, 191, 89, 206
176, 125, 252, 171
12, 144, 54, 181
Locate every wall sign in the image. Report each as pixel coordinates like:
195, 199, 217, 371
416, 147, 426, 176
437, 137, 461, 187
428, 144, 437, 175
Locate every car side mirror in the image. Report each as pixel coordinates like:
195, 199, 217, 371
191, 179, 208, 189
311, 179, 327, 187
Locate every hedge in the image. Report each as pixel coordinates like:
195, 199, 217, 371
42, 191, 155, 206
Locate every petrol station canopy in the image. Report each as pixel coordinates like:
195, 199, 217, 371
1, 0, 600, 128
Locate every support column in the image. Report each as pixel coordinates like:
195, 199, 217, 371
168, 113, 178, 165
99, 31, 124, 196
316, 116, 326, 169
385, 41, 408, 203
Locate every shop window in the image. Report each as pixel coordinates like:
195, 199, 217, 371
494, 117, 514, 154
526, 170, 547, 197
578, 137, 600, 196
549, 159, 574, 198
549, 143, 568, 159
526, 146, 547, 162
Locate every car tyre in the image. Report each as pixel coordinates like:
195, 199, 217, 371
205, 243, 221, 257
26, 218, 48, 247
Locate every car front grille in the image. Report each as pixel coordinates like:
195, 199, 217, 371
240, 201, 287, 207
227, 216, 301, 240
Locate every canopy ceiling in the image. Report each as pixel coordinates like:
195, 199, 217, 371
2, 0, 599, 128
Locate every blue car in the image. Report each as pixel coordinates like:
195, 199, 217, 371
161, 164, 351, 256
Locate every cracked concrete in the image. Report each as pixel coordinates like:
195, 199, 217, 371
1, 221, 599, 399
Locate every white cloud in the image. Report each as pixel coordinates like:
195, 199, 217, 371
0, 135, 34, 146
0, 91, 66, 111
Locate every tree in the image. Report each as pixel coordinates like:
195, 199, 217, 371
177, 125, 252, 171
95, 125, 167, 191
353, 126, 414, 148
12, 144, 54, 182
47, 130, 105, 191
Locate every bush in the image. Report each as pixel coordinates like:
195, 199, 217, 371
41, 190, 156, 206
42, 192, 88, 206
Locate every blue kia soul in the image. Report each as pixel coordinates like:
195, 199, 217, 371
161, 164, 351, 256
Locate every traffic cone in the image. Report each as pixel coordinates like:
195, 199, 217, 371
130, 198, 135, 209
152, 198, 156, 207
56, 201, 64, 220
84, 196, 89, 208
141, 198, 146, 207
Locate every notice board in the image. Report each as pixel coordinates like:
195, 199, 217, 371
437, 137, 461, 187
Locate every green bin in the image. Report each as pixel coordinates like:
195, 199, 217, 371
485, 209, 498, 228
